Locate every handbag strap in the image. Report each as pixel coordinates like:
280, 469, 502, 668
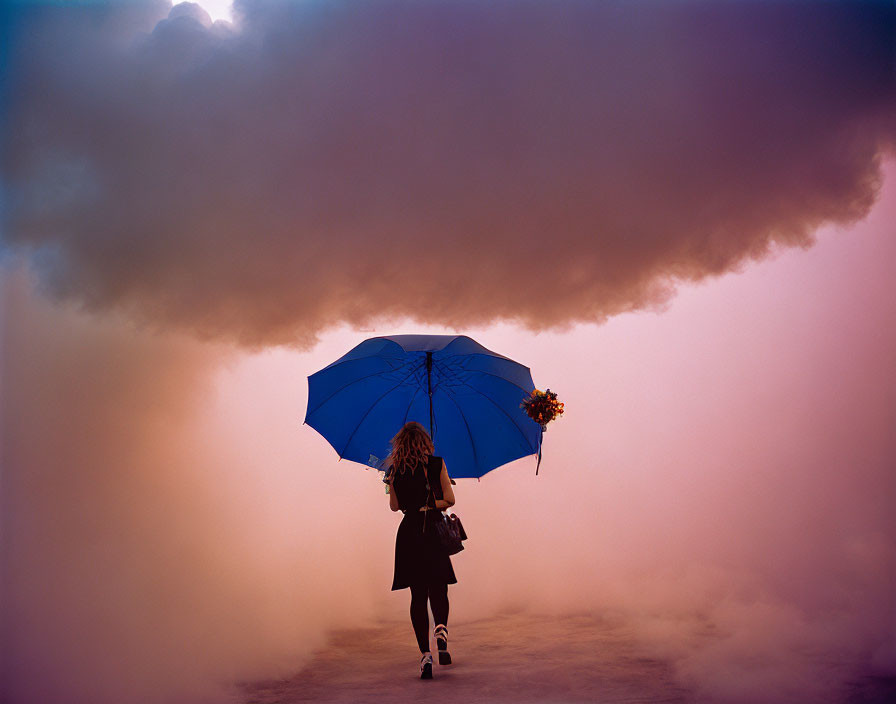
422, 455, 441, 533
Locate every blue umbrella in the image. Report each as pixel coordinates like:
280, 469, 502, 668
304, 334, 543, 479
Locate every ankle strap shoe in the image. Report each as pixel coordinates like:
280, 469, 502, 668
433, 625, 451, 665
420, 653, 433, 679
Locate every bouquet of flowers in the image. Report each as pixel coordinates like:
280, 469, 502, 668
521, 388, 564, 430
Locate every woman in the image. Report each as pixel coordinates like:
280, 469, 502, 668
386, 421, 457, 680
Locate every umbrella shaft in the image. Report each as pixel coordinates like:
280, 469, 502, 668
426, 352, 434, 442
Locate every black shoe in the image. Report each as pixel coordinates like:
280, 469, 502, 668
434, 625, 451, 665
420, 653, 433, 679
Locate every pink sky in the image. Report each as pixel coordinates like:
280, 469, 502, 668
4, 163, 893, 704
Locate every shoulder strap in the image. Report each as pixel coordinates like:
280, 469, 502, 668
424, 456, 444, 501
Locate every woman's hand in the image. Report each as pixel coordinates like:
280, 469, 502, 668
387, 470, 400, 512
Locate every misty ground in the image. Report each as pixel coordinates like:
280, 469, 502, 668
235, 612, 894, 704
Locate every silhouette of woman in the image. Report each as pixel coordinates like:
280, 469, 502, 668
386, 421, 457, 679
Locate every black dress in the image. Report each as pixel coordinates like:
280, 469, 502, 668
390, 454, 458, 591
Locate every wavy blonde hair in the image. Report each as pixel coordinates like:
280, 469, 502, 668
386, 421, 434, 475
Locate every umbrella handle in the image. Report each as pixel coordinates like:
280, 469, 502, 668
535, 425, 544, 475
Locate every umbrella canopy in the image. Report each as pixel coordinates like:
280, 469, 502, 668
304, 334, 542, 479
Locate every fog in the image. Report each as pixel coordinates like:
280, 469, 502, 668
3, 170, 895, 702
2, 2, 895, 701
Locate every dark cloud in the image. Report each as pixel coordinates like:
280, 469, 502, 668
3, 0, 895, 347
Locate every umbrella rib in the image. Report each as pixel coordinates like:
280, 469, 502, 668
317, 341, 402, 375
440, 387, 479, 476
437, 351, 521, 365
447, 367, 533, 395
452, 380, 534, 451
306, 364, 407, 418
338, 363, 423, 459
401, 386, 422, 427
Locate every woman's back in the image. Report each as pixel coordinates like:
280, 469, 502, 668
391, 455, 441, 512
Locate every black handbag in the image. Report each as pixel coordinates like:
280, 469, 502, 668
435, 512, 466, 555
424, 457, 467, 555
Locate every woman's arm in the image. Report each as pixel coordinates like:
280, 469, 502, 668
417, 459, 456, 511
436, 459, 455, 509
388, 471, 400, 512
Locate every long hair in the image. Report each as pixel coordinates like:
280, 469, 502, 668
385, 421, 434, 476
